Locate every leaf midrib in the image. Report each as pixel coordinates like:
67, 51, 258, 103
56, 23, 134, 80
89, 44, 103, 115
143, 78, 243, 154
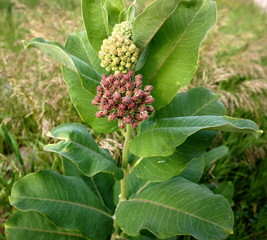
5, 226, 85, 238
135, 0, 181, 53
148, 1, 206, 84
128, 198, 231, 232
12, 196, 112, 218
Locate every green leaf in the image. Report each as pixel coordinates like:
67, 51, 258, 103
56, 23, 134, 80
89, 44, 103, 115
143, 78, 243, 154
130, 115, 261, 157
179, 156, 205, 183
82, 0, 109, 51
23, 38, 100, 94
10, 170, 113, 240
67, 30, 104, 73
203, 146, 229, 166
132, 130, 216, 182
116, 177, 234, 240
106, 0, 126, 29
5, 211, 87, 240
23, 37, 117, 133
62, 157, 116, 211
155, 87, 225, 119
113, 171, 149, 205
140, 0, 217, 109
133, 0, 180, 53
44, 123, 123, 180
127, 0, 136, 23
212, 182, 235, 207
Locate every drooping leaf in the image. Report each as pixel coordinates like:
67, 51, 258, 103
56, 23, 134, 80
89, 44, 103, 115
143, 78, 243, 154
66, 30, 104, 73
116, 177, 234, 240
5, 211, 87, 240
44, 123, 123, 180
23, 38, 117, 133
133, 0, 180, 53
23, 38, 100, 94
62, 157, 116, 211
139, 0, 217, 109
130, 115, 261, 157
82, 0, 109, 51
10, 170, 113, 240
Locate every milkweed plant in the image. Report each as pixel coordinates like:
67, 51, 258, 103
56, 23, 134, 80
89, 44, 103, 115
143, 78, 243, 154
4, 0, 262, 240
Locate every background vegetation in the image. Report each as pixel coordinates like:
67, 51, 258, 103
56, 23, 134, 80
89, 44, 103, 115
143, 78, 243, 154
0, 0, 266, 239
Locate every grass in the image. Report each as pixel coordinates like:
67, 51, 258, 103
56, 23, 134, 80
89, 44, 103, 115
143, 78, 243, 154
0, 0, 267, 239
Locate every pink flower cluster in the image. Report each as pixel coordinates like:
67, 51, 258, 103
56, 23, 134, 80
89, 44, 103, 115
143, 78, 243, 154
91, 70, 154, 129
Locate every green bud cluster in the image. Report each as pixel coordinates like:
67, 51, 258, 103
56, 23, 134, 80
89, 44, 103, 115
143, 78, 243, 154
111, 21, 133, 40
99, 36, 139, 74
98, 21, 139, 74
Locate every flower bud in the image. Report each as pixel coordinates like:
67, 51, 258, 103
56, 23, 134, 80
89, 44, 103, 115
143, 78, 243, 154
118, 120, 125, 129
146, 105, 154, 112
108, 99, 115, 106
97, 86, 104, 92
96, 111, 103, 118
144, 85, 153, 92
131, 121, 138, 128
145, 96, 155, 104
122, 97, 131, 104
105, 90, 112, 98
124, 116, 132, 124
140, 111, 148, 120
108, 113, 117, 121
128, 70, 134, 77
114, 80, 121, 88
113, 92, 121, 101
128, 102, 136, 109
126, 90, 133, 97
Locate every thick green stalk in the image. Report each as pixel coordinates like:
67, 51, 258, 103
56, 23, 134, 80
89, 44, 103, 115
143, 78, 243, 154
112, 124, 133, 240
120, 124, 133, 201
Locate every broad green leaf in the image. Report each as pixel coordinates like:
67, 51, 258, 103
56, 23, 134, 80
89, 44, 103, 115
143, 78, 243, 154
140, 0, 217, 109
130, 115, 261, 157
10, 170, 113, 240
23, 38, 100, 94
106, 0, 126, 29
132, 130, 216, 182
44, 123, 123, 180
67, 30, 104, 73
62, 157, 116, 211
133, 0, 180, 53
116, 177, 234, 240
5, 211, 87, 240
203, 146, 229, 166
155, 87, 225, 118
178, 156, 205, 183
82, 0, 109, 51
212, 182, 235, 207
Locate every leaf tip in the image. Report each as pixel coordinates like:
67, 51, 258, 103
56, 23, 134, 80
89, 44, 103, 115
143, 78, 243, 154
22, 40, 28, 49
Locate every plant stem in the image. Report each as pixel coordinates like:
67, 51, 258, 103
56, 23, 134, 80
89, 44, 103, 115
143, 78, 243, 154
120, 124, 133, 201
112, 124, 133, 240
